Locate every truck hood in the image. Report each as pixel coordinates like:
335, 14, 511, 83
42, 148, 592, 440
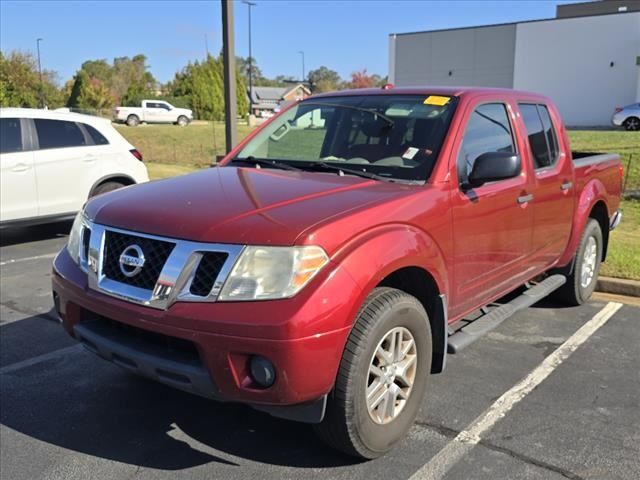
85, 167, 417, 246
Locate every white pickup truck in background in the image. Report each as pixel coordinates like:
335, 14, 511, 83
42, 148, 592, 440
114, 100, 193, 127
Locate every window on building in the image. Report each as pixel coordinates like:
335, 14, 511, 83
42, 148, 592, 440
34, 119, 87, 149
0, 118, 23, 154
457, 103, 515, 183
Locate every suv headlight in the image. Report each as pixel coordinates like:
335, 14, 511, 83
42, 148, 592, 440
218, 246, 329, 301
67, 211, 88, 266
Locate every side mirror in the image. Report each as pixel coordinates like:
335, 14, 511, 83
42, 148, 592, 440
467, 151, 521, 188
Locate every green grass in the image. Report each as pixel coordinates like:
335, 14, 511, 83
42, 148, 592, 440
600, 199, 640, 280
118, 125, 639, 280
115, 122, 255, 168
567, 130, 640, 191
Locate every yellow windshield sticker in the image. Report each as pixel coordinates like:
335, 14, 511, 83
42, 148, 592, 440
424, 95, 450, 106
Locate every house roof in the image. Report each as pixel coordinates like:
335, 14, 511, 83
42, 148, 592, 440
247, 84, 311, 109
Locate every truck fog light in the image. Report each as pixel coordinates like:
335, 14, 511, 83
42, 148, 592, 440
250, 356, 276, 388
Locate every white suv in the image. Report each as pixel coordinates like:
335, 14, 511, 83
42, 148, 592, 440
0, 108, 149, 227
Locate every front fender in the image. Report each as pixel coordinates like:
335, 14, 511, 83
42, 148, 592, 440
557, 178, 609, 267
334, 223, 448, 316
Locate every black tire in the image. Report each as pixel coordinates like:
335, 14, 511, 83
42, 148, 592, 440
91, 181, 126, 197
126, 114, 140, 127
623, 117, 639, 131
177, 115, 189, 127
553, 219, 603, 306
314, 287, 432, 459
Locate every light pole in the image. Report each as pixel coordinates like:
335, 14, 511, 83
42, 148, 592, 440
36, 38, 44, 108
242, 1, 256, 116
298, 50, 305, 83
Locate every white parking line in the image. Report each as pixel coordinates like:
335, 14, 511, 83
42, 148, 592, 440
0, 344, 83, 375
0, 253, 57, 267
410, 301, 623, 480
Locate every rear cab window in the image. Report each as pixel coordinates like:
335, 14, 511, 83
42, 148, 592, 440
518, 103, 559, 169
0, 118, 23, 154
34, 119, 87, 150
457, 103, 516, 184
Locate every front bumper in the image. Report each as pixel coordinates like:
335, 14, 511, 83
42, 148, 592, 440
52, 247, 360, 423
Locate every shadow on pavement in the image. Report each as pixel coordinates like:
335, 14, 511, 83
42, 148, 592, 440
0, 220, 73, 247
0, 316, 358, 470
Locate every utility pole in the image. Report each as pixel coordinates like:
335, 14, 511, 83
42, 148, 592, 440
221, 0, 237, 153
36, 38, 44, 108
243, 1, 256, 116
204, 33, 209, 58
298, 50, 305, 83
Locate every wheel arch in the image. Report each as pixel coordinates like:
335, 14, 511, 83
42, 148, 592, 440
88, 174, 136, 197
377, 266, 448, 374
336, 225, 450, 374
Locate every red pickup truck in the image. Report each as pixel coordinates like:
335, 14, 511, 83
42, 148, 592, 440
52, 87, 623, 458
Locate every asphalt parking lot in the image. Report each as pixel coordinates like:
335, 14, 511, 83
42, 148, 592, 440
1, 223, 638, 480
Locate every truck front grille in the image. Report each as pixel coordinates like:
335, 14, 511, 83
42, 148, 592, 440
189, 252, 229, 297
102, 231, 175, 290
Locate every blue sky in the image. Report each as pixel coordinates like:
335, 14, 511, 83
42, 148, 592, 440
1, 0, 581, 85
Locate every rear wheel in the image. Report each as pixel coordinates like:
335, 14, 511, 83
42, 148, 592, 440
314, 287, 432, 459
553, 219, 603, 306
91, 181, 126, 197
623, 117, 639, 131
126, 115, 140, 127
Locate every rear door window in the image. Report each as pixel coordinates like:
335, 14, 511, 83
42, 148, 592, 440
83, 124, 109, 145
34, 119, 87, 149
0, 118, 23, 154
519, 103, 559, 169
457, 103, 515, 183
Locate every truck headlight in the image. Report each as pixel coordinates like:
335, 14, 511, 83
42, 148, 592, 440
218, 246, 329, 301
67, 211, 86, 265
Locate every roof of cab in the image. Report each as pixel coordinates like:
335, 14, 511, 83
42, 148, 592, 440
309, 86, 549, 101
0, 107, 111, 124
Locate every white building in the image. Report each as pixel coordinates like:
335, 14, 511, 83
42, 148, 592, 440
388, 10, 640, 126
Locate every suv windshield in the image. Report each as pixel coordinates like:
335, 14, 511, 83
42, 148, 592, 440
232, 94, 458, 182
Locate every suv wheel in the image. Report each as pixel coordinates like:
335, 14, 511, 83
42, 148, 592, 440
623, 117, 639, 131
91, 181, 126, 197
177, 115, 189, 127
553, 218, 603, 306
126, 115, 140, 127
314, 287, 432, 459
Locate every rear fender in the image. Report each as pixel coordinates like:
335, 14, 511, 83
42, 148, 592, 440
557, 178, 609, 267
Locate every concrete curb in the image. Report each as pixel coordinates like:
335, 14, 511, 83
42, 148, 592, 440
596, 276, 640, 297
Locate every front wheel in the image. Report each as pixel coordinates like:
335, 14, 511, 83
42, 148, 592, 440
314, 287, 432, 459
177, 115, 189, 127
554, 218, 603, 306
623, 117, 639, 131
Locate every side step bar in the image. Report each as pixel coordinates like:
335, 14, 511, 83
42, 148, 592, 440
447, 274, 566, 354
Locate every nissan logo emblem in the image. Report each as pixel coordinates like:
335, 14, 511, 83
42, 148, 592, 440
119, 244, 145, 277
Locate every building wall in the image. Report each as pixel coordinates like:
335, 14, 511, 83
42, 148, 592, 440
556, 0, 640, 19
513, 12, 640, 126
390, 24, 516, 88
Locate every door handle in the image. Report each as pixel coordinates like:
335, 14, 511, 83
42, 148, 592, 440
517, 193, 534, 204
11, 163, 30, 172
560, 181, 573, 191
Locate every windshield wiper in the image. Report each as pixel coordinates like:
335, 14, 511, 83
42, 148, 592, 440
309, 162, 394, 182
232, 156, 302, 172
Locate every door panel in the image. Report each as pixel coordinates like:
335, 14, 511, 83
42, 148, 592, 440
518, 103, 574, 268
32, 119, 94, 216
0, 118, 38, 221
450, 100, 534, 318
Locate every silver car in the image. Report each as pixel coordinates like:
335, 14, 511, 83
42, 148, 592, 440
612, 103, 640, 131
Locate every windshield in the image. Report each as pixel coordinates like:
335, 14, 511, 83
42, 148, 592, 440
232, 94, 458, 182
